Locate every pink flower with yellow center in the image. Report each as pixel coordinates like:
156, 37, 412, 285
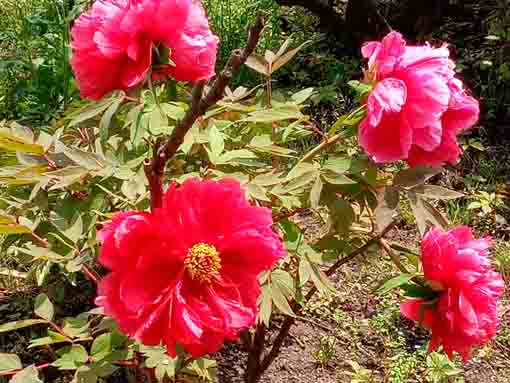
95, 178, 284, 357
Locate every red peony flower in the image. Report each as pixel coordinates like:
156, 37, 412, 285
358, 31, 479, 167
400, 226, 505, 361
71, 0, 218, 100
95, 178, 284, 357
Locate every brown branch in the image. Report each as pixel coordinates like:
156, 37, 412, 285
144, 16, 265, 210
252, 220, 398, 381
0, 363, 51, 377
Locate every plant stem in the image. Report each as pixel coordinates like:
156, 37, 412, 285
144, 16, 265, 211
247, 220, 398, 382
0, 363, 51, 377
244, 324, 266, 383
81, 265, 100, 285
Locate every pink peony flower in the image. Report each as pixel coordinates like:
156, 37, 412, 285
400, 226, 505, 361
359, 31, 479, 167
71, 0, 218, 100
95, 178, 284, 357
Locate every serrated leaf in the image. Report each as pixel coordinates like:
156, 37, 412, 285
10, 366, 42, 383
377, 274, 414, 294
34, 294, 54, 321
310, 176, 323, 209
393, 167, 441, 188
0, 320, 47, 334
0, 353, 22, 372
412, 185, 464, 200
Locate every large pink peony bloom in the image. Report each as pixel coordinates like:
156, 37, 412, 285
359, 31, 479, 167
95, 178, 284, 357
400, 226, 505, 361
71, 0, 218, 100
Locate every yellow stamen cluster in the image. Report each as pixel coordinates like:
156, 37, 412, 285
184, 243, 221, 284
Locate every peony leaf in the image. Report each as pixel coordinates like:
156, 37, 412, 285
408, 192, 428, 237
52, 345, 88, 370
99, 95, 123, 142
375, 186, 400, 230
34, 293, 54, 321
0, 353, 22, 373
291, 88, 315, 104
243, 106, 304, 123
271, 41, 310, 73
270, 283, 295, 317
9, 366, 42, 383
0, 320, 47, 334
377, 274, 414, 294
245, 54, 269, 75
258, 284, 273, 326
412, 185, 464, 200
393, 167, 441, 188
68, 95, 121, 127
329, 199, 355, 234
310, 175, 323, 209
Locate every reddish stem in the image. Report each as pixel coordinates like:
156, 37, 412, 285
0, 363, 51, 377
81, 265, 100, 285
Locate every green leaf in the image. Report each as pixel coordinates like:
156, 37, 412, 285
10, 366, 42, 383
321, 170, 356, 185
393, 167, 441, 188
0, 353, 22, 372
310, 176, 323, 209
73, 366, 98, 383
400, 283, 437, 300
271, 41, 310, 73
421, 199, 449, 229
208, 125, 224, 158
69, 96, 120, 127
185, 358, 217, 382
62, 215, 83, 244
375, 186, 400, 230
99, 96, 123, 142
408, 192, 428, 237
0, 320, 47, 334
243, 107, 303, 123
348, 80, 373, 99
303, 253, 334, 296
322, 157, 351, 174
34, 294, 54, 321
291, 88, 315, 104
377, 274, 415, 294
53, 345, 88, 370
329, 199, 355, 234
29, 331, 69, 349
258, 284, 273, 326
0, 215, 32, 234
63, 147, 105, 171
412, 185, 464, 200
286, 162, 317, 181
0, 129, 44, 155
283, 170, 319, 192
245, 54, 269, 76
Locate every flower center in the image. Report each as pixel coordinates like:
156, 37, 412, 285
184, 243, 221, 283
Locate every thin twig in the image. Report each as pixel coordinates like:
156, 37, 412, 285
0, 363, 51, 377
81, 265, 100, 285
144, 16, 265, 211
